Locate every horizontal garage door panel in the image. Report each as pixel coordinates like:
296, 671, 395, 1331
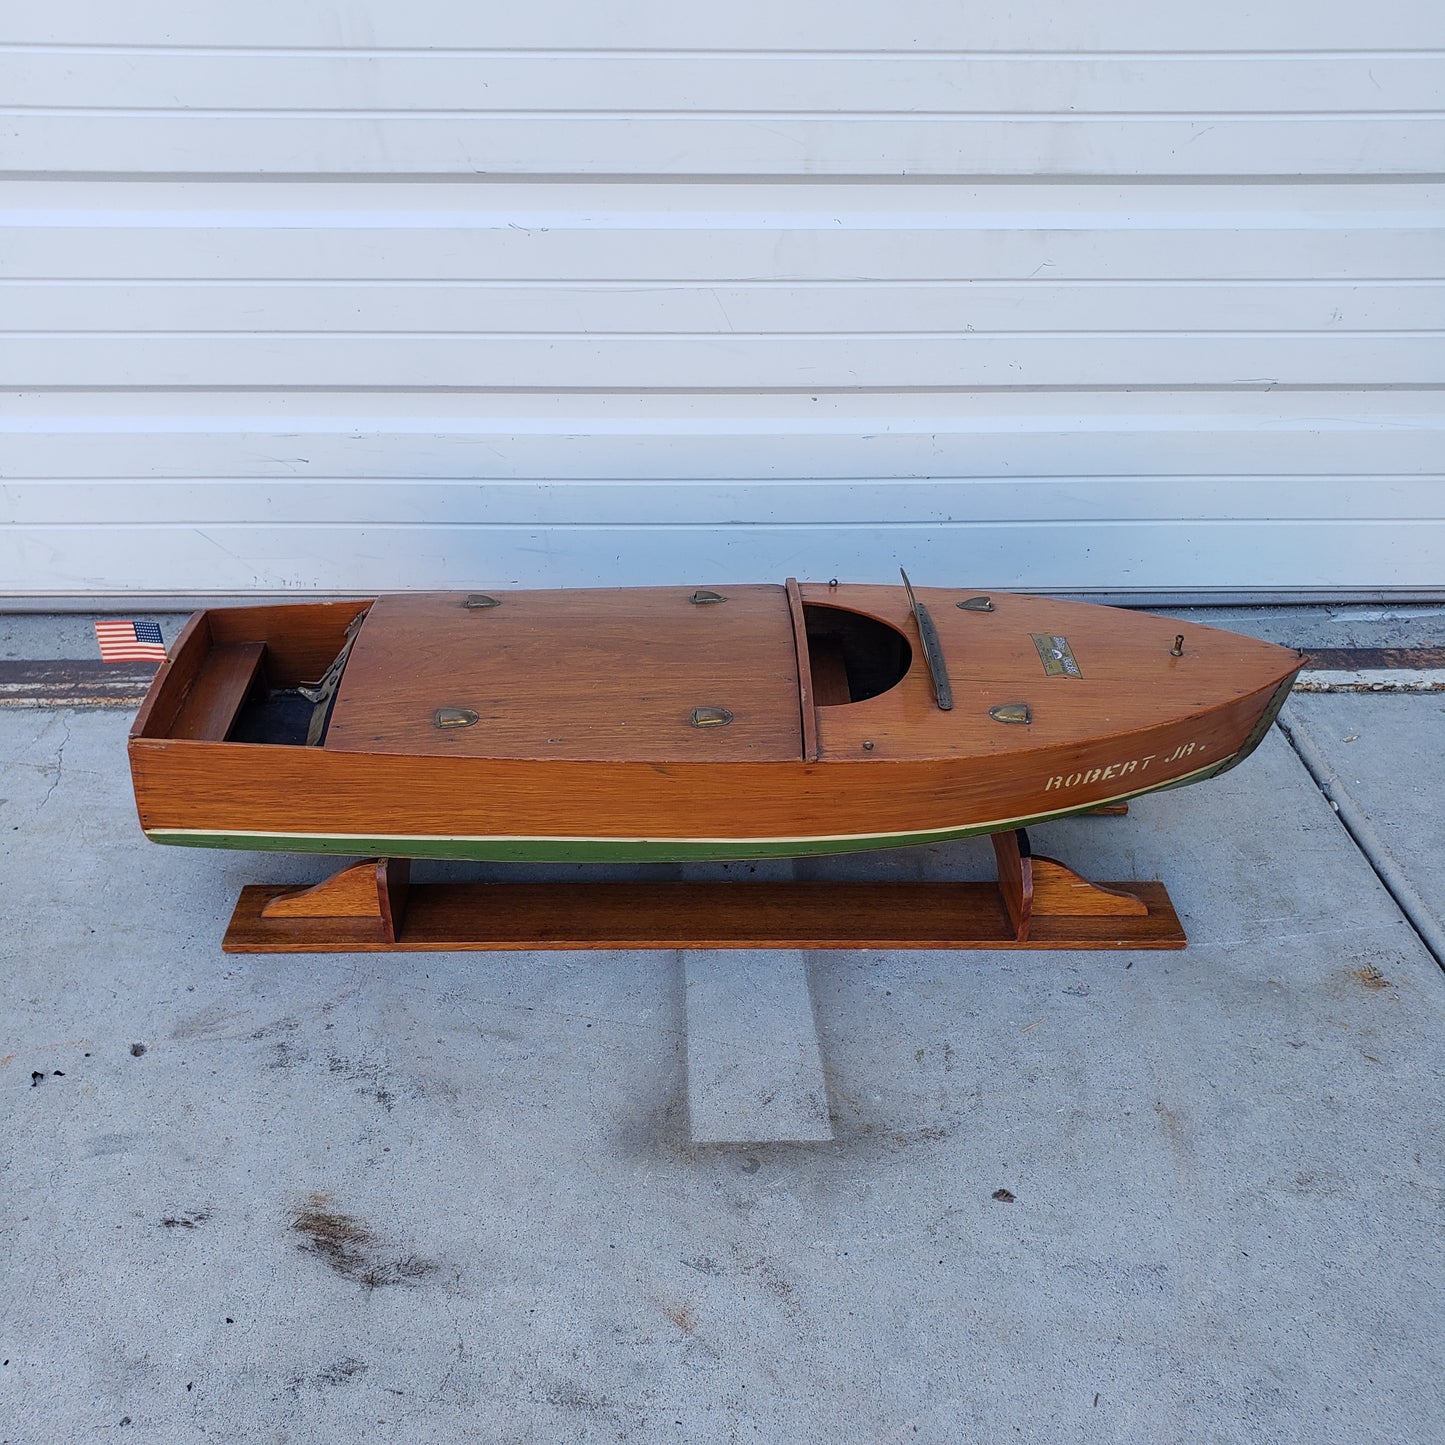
10, 116, 1442, 179
7, 185, 1440, 283
9, 335, 1440, 391
6, 479, 1441, 528
9, 54, 1445, 116
8, 0, 1439, 50
4, 7, 1442, 597
6, 283, 1443, 336
8, 522, 1443, 597
5, 393, 1442, 480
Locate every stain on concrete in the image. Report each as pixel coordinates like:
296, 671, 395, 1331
249, 1015, 300, 1043
169, 1004, 242, 1041
87, 1132, 146, 1158
289, 1192, 438, 1290
158, 1209, 211, 1230
542, 1381, 616, 1416
128, 1042, 146, 1057
1153, 1101, 1197, 1167
614, 1092, 691, 1162
819, 1081, 967, 1156
287, 1357, 368, 1393
326, 1053, 405, 1112
316, 1358, 367, 1387
659, 1300, 698, 1335
1266, 1167, 1359, 1203
1349, 963, 1393, 990
266, 1041, 307, 1071
0, 1038, 91, 1070
884, 1122, 957, 1147
256, 1036, 458, 1115
728, 1243, 800, 1319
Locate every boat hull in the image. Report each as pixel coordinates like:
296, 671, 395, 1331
136, 672, 1293, 863
144, 753, 1235, 863
128, 587, 1303, 864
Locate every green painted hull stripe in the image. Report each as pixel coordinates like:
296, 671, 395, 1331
147, 757, 1231, 862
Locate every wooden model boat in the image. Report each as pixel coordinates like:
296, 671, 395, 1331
129, 578, 1303, 866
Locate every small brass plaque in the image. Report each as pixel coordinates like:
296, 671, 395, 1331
1031, 633, 1083, 679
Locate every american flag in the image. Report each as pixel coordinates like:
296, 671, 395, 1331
94, 619, 168, 664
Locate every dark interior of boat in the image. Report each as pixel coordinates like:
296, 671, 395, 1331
132, 601, 369, 748
802, 603, 912, 705
230, 688, 318, 747
231, 617, 360, 747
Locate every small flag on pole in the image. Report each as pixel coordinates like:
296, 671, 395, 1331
94, 619, 168, 664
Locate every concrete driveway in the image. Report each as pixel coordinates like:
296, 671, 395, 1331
2, 609, 1442, 1444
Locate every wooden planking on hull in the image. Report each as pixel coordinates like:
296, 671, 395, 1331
130, 676, 1286, 852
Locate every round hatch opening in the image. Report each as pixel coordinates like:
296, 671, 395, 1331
803, 604, 912, 705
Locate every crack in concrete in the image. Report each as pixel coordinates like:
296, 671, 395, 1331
1277, 704, 1445, 973
33, 712, 72, 816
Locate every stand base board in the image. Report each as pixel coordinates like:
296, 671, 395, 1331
224, 877, 1185, 953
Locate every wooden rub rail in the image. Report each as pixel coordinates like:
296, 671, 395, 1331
222, 828, 1185, 953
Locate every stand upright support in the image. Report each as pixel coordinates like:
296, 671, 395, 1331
222, 829, 1184, 952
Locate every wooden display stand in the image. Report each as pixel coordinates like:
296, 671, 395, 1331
222, 823, 1185, 953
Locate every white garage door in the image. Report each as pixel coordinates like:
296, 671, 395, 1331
2, 1, 1442, 598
